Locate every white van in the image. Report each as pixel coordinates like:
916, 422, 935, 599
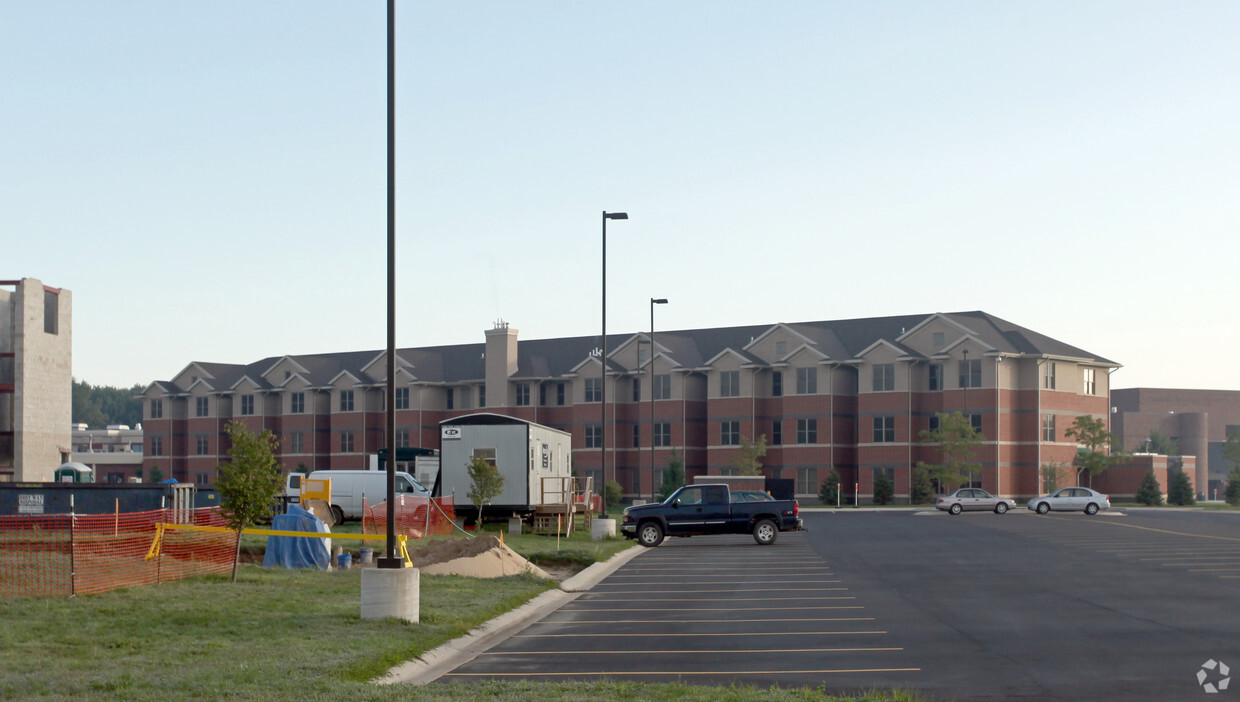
285, 470, 429, 525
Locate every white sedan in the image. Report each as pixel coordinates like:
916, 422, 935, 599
936, 488, 1017, 515
1027, 487, 1111, 515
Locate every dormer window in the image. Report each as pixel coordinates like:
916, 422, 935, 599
775, 341, 787, 357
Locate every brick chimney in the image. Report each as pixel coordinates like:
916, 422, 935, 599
484, 320, 518, 407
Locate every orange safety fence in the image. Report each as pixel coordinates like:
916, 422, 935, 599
362, 494, 457, 539
0, 508, 233, 598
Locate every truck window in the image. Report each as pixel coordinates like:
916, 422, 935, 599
396, 476, 413, 493
675, 487, 703, 506
703, 486, 728, 505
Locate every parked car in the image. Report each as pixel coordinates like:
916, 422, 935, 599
936, 488, 1017, 515
1027, 487, 1111, 515
622, 484, 802, 547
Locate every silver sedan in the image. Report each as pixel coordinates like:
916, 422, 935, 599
1027, 487, 1111, 515
936, 488, 1017, 515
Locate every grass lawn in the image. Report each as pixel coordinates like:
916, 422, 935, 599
1, 524, 918, 701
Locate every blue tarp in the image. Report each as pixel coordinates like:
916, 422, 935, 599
262, 504, 331, 570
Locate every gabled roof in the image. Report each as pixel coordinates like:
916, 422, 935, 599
147, 311, 1119, 395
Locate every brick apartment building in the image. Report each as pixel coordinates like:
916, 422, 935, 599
1, 278, 72, 482
140, 311, 1118, 502
1111, 388, 1240, 498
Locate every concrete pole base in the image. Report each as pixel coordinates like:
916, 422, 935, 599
591, 517, 616, 541
361, 567, 420, 622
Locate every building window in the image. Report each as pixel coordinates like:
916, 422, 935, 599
556, 383, 566, 406
772, 371, 783, 397
632, 378, 641, 402
539, 384, 547, 406
933, 332, 945, 348
970, 414, 983, 432
289, 432, 304, 454
721, 421, 740, 446
290, 392, 305, 414
240, 395, 254, 416
44, 289, 59, 334
929, 414, 941, 433
1042, 414, 1055, 442
796, 367, 817, 394
654, 422, 671, 447
772, 420, 782, 445
632, 424, 641, 447
1082, 368, 1096, 395
150, 437, 163, 456
585, 378, 602, 403
873, 416, 895, 443
478, 386, 486, 407
339, 390, 354, 412
796, 467, 818, 495
195, 435, 209, 455
638, 347, 647, 366
149, 399, 163, 419
873, 364, 895, 392
446, 388, 454, 410
720, 371, 740, 397
397, 429, 410, 449
796, 419, 817, 444
195, 397, 209, 417
516, 384, 530, 406
340, 431, 354, 453
775, 341, 787, 357
395, 387, 410, 410
1043, 362, 1057, 390
585, 424, 602, 449
959, 359, 981, 389
929, 364, 943, 391
654, 374, 671, 400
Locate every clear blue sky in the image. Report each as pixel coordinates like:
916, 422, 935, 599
5, 1, 1238, 390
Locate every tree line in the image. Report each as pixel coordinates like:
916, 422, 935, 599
72, 380, 145, 428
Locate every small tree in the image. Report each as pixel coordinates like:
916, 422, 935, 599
148, 465, 164, 483
1066, 415, 1124, 487
604, 480, 623, 510
1135, 469, 1164, 506
658, 451, 685, 501
1223, 428, 1240, 507
910, 465, 935, 505
732, 434, 767, 476
872, 469, 894, 506
1167, 470, 1196, 506
1040, 462, 1065, 494
215, 421, 283, 582
818, 467, 842, 506
917, 412, 983, 490
1136, 428, 1179, 456
467, 456, 505, 527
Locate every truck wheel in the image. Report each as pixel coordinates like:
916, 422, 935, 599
330, 505, 344, 526
753, 519, 778, 545
637, 521, 664, 547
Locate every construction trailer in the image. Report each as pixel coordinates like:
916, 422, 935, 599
438, 413, 589, 528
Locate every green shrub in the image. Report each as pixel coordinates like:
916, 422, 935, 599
1135, 468, 1164, 506
872, 470, 894, 505
1167, 470, 1195, 506
818, 467, 842, 505
910, 465, 935, 504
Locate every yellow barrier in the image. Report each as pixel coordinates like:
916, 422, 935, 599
145, 523, 413, 567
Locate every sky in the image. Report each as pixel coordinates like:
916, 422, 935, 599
5, 1, 1239, 391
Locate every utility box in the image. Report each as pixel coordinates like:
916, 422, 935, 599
438, 413, 572, 519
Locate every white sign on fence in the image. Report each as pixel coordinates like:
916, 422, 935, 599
18, 494, 45, 514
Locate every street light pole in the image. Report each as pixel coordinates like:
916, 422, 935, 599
378, 0, 399, 568
650, 298, 668, 502
600, 211, 627, 518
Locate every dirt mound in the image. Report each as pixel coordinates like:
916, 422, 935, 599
408, 536, 550, 579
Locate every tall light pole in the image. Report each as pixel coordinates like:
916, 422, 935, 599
600, 211, 627, 518
378, 0, 399, 569
650, 298, 668, 502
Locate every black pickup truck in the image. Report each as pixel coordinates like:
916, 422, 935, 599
621, 484, 803, 547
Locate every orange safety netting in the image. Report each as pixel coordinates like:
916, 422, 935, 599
362, 495, 456, 539
0, 508, 233, 598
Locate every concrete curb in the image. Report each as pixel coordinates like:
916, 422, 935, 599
377, 543, 644, 686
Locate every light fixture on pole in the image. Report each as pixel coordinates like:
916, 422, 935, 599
600, 211, 627, 518
650, 298, 668, 502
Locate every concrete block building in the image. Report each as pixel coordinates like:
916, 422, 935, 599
141, 311, 1118, 502
1, 278, 73, 482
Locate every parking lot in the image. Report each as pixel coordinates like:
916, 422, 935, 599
440, 508, 1240, 700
